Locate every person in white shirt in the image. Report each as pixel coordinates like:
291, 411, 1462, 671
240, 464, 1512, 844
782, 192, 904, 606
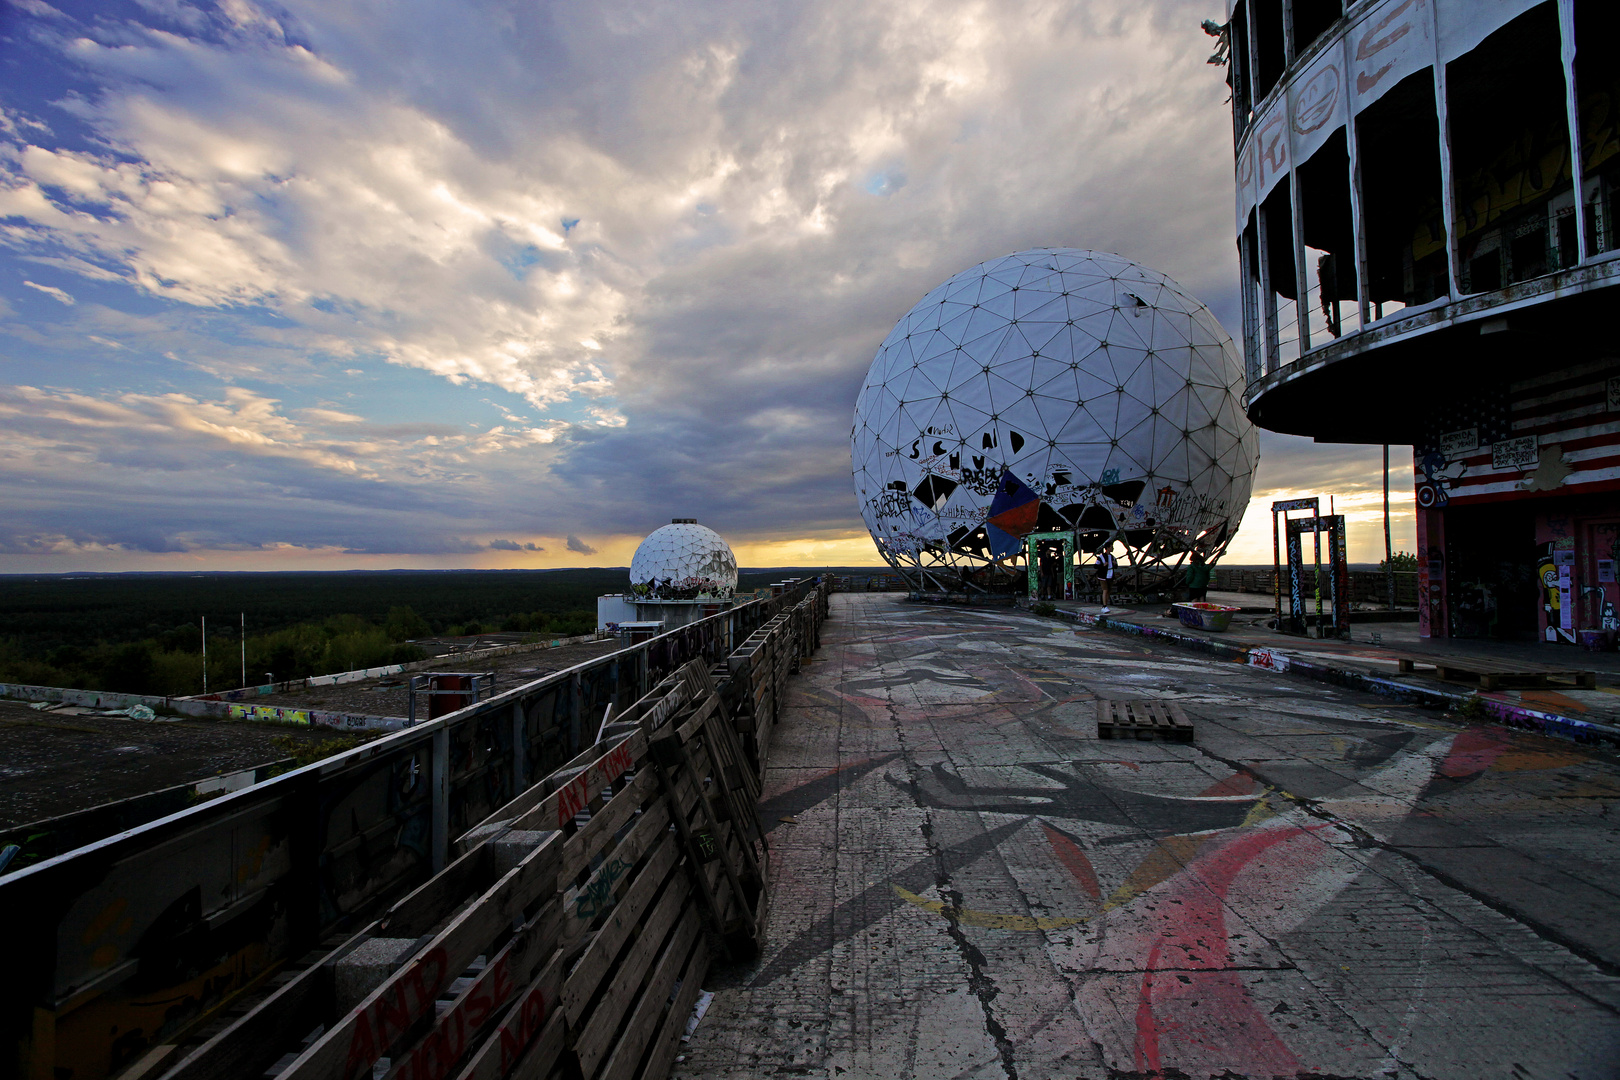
1093, 546, 1117, 613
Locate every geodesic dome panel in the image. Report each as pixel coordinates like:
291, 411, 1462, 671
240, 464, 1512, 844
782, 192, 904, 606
629, 521, 739, 600
851, 248, 1259, 590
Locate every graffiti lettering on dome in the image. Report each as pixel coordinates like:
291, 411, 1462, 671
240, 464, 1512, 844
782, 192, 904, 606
866, 490, 912, 520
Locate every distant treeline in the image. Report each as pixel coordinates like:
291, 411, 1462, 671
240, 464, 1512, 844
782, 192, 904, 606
0, 567, 869, 697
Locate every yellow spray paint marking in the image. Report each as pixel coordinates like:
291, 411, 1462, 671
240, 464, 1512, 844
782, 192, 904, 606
1239, 794, 1277, 828
1101, 833, 1212, 911
1101, 795, 1274, 911
892, 885, 1087, 930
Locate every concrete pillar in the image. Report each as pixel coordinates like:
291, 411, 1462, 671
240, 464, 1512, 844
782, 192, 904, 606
334, 937, 419, 1014
431, 726, 449, 872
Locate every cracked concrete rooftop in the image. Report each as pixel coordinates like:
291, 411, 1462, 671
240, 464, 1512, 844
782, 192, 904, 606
674, 593, 1620, 1080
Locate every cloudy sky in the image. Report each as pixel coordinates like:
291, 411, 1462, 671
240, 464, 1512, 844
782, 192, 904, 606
0, 0, 1412, 572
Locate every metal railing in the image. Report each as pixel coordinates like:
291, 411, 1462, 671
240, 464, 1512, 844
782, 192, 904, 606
0, 579, 819, 1080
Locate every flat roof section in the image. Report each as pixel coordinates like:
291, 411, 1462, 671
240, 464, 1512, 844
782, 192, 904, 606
676, 592, 1620, 1077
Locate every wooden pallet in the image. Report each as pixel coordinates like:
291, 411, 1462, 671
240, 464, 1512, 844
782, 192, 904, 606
1096, 698, 1194, 742
1396, 656, 1597, 690
154, 582, 830, 1080
165, 667, 740, 1080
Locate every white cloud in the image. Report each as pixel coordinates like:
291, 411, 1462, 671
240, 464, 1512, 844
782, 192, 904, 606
22, 279, 74, 304
299, 406, 365, 424
8, 0, 67, 20
0, 0, 1338, 569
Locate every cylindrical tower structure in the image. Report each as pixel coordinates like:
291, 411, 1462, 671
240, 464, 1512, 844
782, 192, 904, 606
1218, 0, 1619, 643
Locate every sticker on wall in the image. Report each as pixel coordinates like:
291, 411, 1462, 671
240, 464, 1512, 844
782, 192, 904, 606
1439, 428, 1479, 455
1558, 566, 1574, 632
1491, 435, 1538, 470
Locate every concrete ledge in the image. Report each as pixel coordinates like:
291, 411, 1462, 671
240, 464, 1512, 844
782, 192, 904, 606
0, 681, 406, 732
1004, 603, 1620, 749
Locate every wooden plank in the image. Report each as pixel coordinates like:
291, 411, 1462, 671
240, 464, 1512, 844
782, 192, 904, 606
572, 884, 693, 1077
559, 810, 686, 1023
691, 713, 764, 858
113, 1043, 178, 1080
682, 661, 718, 698
646, 740, 732, 952
560, 798, 672, 944
503, 1007, 567, 1080
630, 935, 708, 1080
559, 767, 658, 883
382, 899, 565, 1080
659, 732, 756, 940
379, 844, 492, 937
276, 832, 564, 1080
450, 948, 568, 1080
1096, 698, 1191, 743
508, 733, 643, 834
671, 694, 720, 745
595, 907, 703, 1080
468, 733, 621, 841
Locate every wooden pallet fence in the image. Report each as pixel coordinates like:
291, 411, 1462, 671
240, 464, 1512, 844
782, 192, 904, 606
794, 591, 822, 660
159, 687, 711, 1080
717, 580, 829, 785
151, 582, 828, 1080
724, 625, 778, 784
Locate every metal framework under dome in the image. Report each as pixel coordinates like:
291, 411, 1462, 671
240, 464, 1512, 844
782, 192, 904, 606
851, 249, 1259, 595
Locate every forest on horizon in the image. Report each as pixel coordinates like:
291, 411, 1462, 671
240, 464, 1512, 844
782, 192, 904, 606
0, 567, 881, 697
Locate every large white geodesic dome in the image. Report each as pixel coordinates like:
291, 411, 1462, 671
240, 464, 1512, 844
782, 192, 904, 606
629, 520, 739, 601
851, 248, 1259, 593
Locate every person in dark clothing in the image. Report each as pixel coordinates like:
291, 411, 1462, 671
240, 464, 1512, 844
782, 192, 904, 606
1184, 548, 1211, 602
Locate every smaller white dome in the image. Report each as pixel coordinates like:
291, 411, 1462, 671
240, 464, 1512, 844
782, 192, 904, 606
629, 520, 738, 601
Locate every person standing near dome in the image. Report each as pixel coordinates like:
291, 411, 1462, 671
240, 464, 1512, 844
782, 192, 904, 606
1093, 545, 1118, 614
1183, 546, 1212, 603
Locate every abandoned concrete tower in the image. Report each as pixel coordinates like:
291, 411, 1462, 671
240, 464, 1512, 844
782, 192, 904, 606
1223, 0, 1619, 642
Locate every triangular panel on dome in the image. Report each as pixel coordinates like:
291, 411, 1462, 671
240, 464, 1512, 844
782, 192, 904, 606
959, 318, 1014, 362
983, 521, 1024, 559
913, 329, 959, 366
1018, 313, 1071, 354
939, 350, 992, 396
974, 288, 1018, 321
1104, 306, 1155, 354
936, 305, 978, 347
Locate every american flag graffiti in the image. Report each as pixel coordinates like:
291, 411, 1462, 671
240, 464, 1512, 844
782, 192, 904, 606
1414, 360, 1620, 507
